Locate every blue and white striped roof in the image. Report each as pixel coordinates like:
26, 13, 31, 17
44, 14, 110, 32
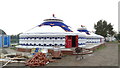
38, 14, 72, 32
25, 15, 73, 33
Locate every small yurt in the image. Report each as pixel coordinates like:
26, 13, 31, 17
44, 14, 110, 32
16, 15, 86, 49
77, 26, 104, 47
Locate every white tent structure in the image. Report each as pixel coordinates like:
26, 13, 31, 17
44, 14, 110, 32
77, 27, 104, 49
16, 15, 104, 50
16, 15, 87, 49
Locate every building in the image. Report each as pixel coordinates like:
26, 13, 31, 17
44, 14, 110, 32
16, 15, 104, 50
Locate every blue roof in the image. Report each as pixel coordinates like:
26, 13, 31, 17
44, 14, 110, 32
38, 21, 73, 32
77, 29, 90, 35
77, 30, 89, 32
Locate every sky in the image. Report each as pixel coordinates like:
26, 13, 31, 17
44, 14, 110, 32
0, 0, 119, 35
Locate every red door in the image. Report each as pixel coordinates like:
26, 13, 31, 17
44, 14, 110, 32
65, 36, 72, 48
75, 35, 78, 47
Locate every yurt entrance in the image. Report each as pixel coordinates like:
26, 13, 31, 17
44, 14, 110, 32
65, 35, 78, 48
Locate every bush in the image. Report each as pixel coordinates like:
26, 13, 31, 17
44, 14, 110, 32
115, 33, 120, 41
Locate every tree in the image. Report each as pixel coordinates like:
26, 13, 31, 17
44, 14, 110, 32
10, 34, 19, 44
94, 20, 115, 37
115, 32, 120, 40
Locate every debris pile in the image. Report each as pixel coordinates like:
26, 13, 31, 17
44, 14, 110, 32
25, 52, 54, 66
0, 53, 27, 67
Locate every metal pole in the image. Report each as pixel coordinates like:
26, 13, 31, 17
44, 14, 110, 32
1, 30, 4, 47
1, 30, 4, 66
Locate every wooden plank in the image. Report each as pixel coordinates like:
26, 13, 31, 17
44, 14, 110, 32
72, 51, 93, 55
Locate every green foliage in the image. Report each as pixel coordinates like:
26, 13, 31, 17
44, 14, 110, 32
94, 45, 106, 52
107, 41, 118, 43
10, 47, 16, 50
115, 33, 120, 40
10, 34, 19, 43
94, 20, 115, 37
118, 44, 120, 49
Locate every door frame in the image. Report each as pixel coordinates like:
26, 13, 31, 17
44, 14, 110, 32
65, 35, 78, 48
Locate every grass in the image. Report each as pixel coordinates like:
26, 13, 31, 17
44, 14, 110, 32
118, 44, 120, 49
106, 41, 118, 44
94, 41, 119, 52
94, 45, 107, 52
10, 45, 18, 50
11, 44, 18, 47
10, 47, 16, 50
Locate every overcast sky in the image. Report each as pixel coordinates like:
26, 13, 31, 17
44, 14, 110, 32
0, 0, 119, 35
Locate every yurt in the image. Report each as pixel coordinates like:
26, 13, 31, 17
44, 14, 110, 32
77, 26, 104, 48
16, 15, 86, 50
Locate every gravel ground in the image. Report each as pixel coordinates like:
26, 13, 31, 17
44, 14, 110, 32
0, 42, 118, 67
47, 43, 118, 66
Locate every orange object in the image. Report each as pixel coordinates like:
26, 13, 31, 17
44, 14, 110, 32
25, 52, 49, 66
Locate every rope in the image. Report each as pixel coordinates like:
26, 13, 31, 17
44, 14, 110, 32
24, 26, 38, 33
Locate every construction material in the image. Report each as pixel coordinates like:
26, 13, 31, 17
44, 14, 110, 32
52, 51, 62, 59
72, 50, 93, 55
9, 58, 26, 61
25, 52, 55, 66
72, 47, 93, 55
3, 60, 11, 66
51, 46, 62, 59
0, 52, 27, 67
1, 58, 26, 67
0, 59, 10, 62
0, 58, 25, 63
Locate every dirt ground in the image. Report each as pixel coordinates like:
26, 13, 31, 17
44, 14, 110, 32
47, 43, 118, 66
0, 42, 118, 67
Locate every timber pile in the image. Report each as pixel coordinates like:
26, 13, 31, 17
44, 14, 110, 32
25, 52, 55, 66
